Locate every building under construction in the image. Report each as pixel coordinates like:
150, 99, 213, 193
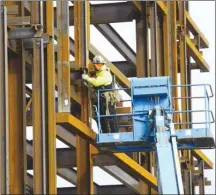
0, 1, 215, 194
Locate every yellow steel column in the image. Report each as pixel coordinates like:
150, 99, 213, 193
178, 1, 192, 193
167, 1, 179, 124
135, 2, 152, 194
163, 13, 169, 76
157, 17, 164, 76
0, 5, 9, 194
20, 1, 27, 192
8, 48, 26, 195
149, 2, 158, 77
45, 1, 57, 193
198, 160, 205, 194
6, 1, 26, 193
136, 1, 149, 78
178, 0, 188, 126
57, 0, 70, 113
31, 1, 47, 193
74, 1, 94, 194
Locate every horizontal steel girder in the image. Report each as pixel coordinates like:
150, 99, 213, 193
57, 186, 137, 195
8, 27, 41, 39
54, 2, 136, 26
26, 141, 119, 169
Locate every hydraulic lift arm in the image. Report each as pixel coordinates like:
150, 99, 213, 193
153, 106, 184, 194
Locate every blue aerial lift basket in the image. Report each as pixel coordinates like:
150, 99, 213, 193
95, 76, 215, 152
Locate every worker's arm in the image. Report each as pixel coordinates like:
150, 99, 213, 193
87, 71, 112, 87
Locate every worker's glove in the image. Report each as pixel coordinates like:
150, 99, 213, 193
82, 74, 89, 81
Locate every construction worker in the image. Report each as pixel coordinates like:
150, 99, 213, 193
82, 55, 119, 133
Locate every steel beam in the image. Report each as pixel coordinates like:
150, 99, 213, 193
95, 23, 136, 67
167, 1, 179, 124
186, 36, 209, 72
185, 11, 209, 48
135, 2, 150, 193
45, 1, 57, 193
6, 1, 26, 193
57, 0, 70, 112
8, 27, 42, 39
163, 13, 169, 76
192, 150, 213, 169
179, 0, 188, 126
178, 2, 192, 193
54, 3, 135, 26
113, 61, 136, 77
58, 185, 137, 195
157, 13, 164, 76
31, 1, 47, 193
74, 1, 93, 194
58, 168, 98, 194
8, 27, 26, 195
6, 5, 19, 15
103, 166, 140, 194
7, 16, 30, 25
0, 5, 9, 194
198, 160, 205, 194
149, 2, 158, 77
136, 2, 149, 77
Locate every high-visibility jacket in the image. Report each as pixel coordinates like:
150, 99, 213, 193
87, 65, 112, 88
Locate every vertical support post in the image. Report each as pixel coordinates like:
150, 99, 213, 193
6, 1, 26, 193
20, 1, 27, 192
149, 1, 158, 77
178, 2, 192, 193
0, 5, 9, 194
167, 1, 179, 124
157, 17, 164, 76
198, 160, 205, 194
74, 1, 93, 194
45, 1, 57, 193
136, 2, 149, 78
163, 13, 169, 76
57, 0, 70, 112
31, 1, 47, 193
186, 2, 192, 127
191, 156, 196, 194
178, 0, 188, 126
135, 2, 150, 194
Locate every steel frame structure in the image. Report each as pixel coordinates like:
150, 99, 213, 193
0, 1, 214, 194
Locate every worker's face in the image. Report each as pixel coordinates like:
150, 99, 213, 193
94, 63, 102, 71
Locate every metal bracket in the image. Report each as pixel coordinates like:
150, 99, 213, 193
32, 24, 43, 32
8, 26, 44, 39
